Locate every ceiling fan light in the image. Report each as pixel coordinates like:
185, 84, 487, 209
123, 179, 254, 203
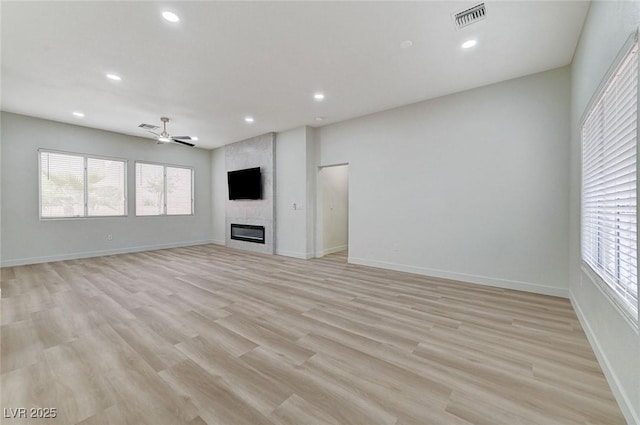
158, 136, 171, 143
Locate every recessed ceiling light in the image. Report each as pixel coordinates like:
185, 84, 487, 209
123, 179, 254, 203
313, 92, 325, 101
461, 39, 477, 49
162, 11, 180, 23
72, 111, 85, 118
400, 40, 413, 49
244, 116, 254, 123
106, 73, 121, 81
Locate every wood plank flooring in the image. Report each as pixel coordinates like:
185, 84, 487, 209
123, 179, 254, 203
0, 245, 626, 424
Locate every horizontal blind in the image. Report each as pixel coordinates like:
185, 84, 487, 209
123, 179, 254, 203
135, 162, 194, 216
581, 41, 639, 320
40, 151, 85, 218
40, 150, 127, 218
166, 166, 193, 215
136, 163, 165, 216
87, 158, 126, 216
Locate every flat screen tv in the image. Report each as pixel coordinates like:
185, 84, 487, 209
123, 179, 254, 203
227, 167, 262, 200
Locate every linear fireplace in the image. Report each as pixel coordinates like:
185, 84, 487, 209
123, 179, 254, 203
230, 224, 265, 244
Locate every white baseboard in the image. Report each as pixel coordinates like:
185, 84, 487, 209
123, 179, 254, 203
276, 249, 315, 259
0, 239, 216, 267
571, 295, 639, 425
320, 244, 348, 256
210, 239, 226, 246
347, 256, 569, 298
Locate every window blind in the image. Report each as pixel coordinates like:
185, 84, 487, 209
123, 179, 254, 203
581, 41, 639, 320
40, 151, 85, 218
39, 150, 126, 218
87, 158, 126, 216
166, 166, 193, 215
136, 163, 165, 216
135, 162, 193, 216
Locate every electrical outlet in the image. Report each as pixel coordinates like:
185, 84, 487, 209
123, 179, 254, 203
107, 234, 113, 241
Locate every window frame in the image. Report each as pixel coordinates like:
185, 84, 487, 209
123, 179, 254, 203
38, 149, 128, 220
134, 160, 195, 217
580, 31, 640, 326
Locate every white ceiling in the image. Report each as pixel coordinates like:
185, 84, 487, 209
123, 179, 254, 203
1, 1, 589, 149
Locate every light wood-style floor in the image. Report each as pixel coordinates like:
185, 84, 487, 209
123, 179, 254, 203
1, 245, 625, 425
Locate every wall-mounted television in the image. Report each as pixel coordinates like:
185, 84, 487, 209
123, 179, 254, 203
227, 167, 262, 200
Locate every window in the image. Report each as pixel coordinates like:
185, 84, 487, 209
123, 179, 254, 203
39, 150, 127, 218
135, 162, 193, 216
581, 37, 639, 321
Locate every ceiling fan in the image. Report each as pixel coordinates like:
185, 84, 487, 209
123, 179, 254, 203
138, 117, 196, 147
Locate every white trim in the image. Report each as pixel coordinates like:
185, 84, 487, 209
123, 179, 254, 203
276, 249, 315, 259
0, 240, 215, 267
133, 159, 194, 169
582, 264, 639, 330
37, 147, 128, 163
348, 256, 569, 298
579, 31, 638, 127
570, 295, 640, 425
318, 162, 349, 169
319, 244, 348, 257
210, 239, 226, 246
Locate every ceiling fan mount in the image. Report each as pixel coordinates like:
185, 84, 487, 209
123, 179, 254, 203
138, 117, 196, 147
158, 116, 171, 143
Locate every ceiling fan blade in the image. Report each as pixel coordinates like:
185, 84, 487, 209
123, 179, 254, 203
171, 136, 193, 140
139, 123, 160, 130
172, 138, 195, 147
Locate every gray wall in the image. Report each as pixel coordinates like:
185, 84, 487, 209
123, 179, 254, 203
0, 112, 212, 266
210, 146, 226, 245
273, 126, 317, 259
316, 67, 571, 297
275, 127, 309, 258
569, 1, 640, 423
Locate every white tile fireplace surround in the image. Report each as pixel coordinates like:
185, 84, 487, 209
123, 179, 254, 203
225, 132, 275, 254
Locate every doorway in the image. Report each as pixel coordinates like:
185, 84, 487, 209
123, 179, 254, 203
316, 164, 349, 259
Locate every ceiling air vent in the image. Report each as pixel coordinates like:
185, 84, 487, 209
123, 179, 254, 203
453, 3, 486, 29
